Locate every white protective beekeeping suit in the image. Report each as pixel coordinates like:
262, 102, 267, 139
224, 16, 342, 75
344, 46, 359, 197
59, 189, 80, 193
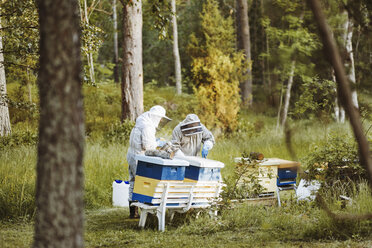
172, 114, 215, 157
127, 105, 170, 201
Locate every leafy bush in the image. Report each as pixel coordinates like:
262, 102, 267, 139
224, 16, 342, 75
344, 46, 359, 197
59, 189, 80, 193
0, 130, 38, 149
303, 133, 367, 186
103, 120, 134, 145
293, 76, 336, 120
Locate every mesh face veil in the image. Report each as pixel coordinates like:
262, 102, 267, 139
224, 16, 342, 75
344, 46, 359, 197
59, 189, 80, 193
180, 121, 203, 136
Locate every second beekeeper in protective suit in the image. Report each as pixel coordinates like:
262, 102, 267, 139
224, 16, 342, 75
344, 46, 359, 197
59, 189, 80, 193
172, 114, 215, 158
126, 105, 171, 218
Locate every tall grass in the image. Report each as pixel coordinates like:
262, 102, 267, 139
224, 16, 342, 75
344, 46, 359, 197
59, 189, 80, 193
84, 142, 129, 208
0, 142, 130, 219
0, 116, 355, 220
0, 146, 36, 220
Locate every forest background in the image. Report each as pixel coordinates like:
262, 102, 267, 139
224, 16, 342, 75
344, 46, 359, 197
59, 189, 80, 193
1, 0, 372, 247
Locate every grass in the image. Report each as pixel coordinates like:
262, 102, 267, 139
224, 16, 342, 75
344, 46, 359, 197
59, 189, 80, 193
1, 199, 372, 248
1, 84, 372, 246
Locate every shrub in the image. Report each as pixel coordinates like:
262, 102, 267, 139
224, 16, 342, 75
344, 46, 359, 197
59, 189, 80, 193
103, 120, 134, 145
302, 132, 367, 186
189, 0, 244, 133
0, 130, 38, 149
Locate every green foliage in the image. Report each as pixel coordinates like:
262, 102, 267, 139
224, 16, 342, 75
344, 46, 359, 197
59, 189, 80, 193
103, 120, 134, 145
293, 76, 336, 119
1, 0, 39, 88
144, 0, 173, 40
0, 130, 37, 149
189, 0, 244, 133
143, 81, 197, 124
303, 132, 367, 186
83, 84, 121, 139
6, 84, 39, 126
221, 156, 272, 206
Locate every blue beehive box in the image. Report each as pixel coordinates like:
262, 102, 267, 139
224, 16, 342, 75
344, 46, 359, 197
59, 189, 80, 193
277, 167, 298, 186
132, 154, 189, 204
179, 156, 225, 183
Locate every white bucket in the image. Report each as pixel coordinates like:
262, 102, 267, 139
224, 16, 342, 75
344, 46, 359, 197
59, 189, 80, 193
112, 180, 130, 207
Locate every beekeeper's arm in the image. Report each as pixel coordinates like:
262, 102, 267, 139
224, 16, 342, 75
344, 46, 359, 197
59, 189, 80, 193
171, 125, 182, 146
201, 124, 215, 151
141, 126, 157, 151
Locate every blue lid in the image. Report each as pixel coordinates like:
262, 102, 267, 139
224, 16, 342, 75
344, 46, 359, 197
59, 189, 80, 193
115, 180, 123, 183
124, 181, 129, 184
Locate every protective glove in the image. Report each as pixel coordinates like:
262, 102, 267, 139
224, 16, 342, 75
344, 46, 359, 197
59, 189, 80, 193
201, 147, 209, 158
156, 138, 166, 148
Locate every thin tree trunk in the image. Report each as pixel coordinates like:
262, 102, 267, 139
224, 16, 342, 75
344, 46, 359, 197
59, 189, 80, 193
172, 0, 182, 95
237, 0, 253, 106
113, 0, 120, 83
342, 10, 358, 109
332, 71, 345, 123
27, 67, 32, 102
34, 0, 85, 247
121, 0, 144, 121
0, 17, 11, 136
83, 0, 95, 84
276, 81, 284, 131
307, 0, 372, 186
281, 60, 296, 128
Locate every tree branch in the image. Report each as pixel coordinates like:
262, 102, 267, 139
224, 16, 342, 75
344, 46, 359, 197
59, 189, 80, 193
307, 0, 372, 187
316, 194, 372, 221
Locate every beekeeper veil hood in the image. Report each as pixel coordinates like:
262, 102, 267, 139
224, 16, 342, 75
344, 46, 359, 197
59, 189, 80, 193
180, 114, 203, 136
148, 105, 171, 128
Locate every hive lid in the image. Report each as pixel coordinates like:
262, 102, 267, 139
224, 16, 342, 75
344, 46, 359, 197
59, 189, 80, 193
135, 154, 189, 166
176, 155, 225, 168
259, 158, 300, 168
234, 157, 300, 168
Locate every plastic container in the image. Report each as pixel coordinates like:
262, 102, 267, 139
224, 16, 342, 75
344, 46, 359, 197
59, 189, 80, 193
112, 180, 130, 207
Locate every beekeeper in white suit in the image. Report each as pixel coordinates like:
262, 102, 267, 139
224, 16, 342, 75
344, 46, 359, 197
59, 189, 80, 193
172, 114, 215, 158
127, 105, 170, 218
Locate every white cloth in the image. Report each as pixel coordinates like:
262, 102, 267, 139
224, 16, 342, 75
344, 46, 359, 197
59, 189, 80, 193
296, 179, 321, 201
127, 107, 165, 200
171, 114, 215, 156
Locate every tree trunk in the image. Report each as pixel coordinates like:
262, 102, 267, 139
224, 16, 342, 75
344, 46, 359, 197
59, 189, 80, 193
121, 0, 144, 121
113, 0, 120, 83
236, 0, 253, 106
342, 10, 358, 109
307, 0, 372, 186
27, 67, 32, 102
281, 60, 296, 128
276, 81, 284, 131
332, 71, 345, 123
83, 0, 95, 84
172, 0, 182, 95
34, 0, 85, 247
0, 17, 11, 136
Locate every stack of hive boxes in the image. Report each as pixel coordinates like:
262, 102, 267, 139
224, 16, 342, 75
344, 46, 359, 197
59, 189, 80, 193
234, 157, 301, 194
180, 156, 225, 183
132, 154, 189, 204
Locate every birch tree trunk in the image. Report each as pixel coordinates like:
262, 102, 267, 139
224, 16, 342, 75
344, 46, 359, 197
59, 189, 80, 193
171, 0, 182, 95
34, 0, 85, 247
113, 0, 120, 83
342, 10, 358, 109
281, 60, 296, 128
83, 0, 95, 84
121, 0, 143, 121
0, 17, 11, 136
236, 0, 253, 106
